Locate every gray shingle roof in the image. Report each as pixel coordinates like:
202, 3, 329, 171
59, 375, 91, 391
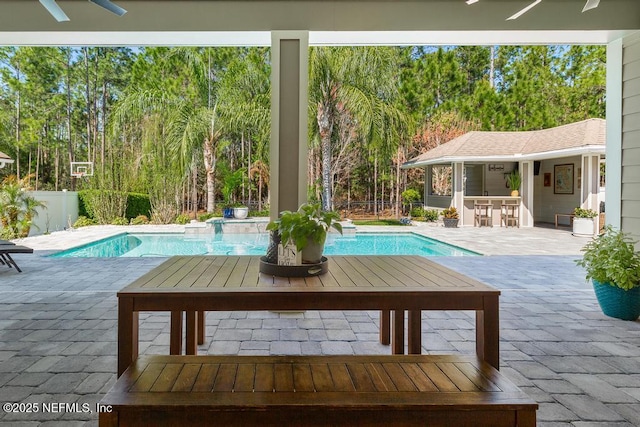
0, 151, 11, 160
403, 118, 605, 168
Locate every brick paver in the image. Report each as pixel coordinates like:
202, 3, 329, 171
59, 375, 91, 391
1, 225, 639, 426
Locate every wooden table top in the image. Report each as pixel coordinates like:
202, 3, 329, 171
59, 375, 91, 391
118, 255, 499, 296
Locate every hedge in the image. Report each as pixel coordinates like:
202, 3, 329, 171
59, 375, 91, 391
78, 190, 151, 220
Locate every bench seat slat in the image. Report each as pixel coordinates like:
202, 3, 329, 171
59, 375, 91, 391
101, 355, 537, 427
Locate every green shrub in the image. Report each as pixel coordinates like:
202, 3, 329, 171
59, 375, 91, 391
410, 206, 424, 218
111, 217, 129, 225
249, 208, 270, 217
175, 214, 191, 224
130, 215, 150, 225
73, 216, 96, 228
126, 193, 151, 219
423, 209, 439, 222
198, 212, 218, 222
77, 190, 95, 218
78, 190, 151, 221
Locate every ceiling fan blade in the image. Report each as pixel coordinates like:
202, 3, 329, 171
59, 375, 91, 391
506, 0, 542, 20
39, 0, 70, 22
89, 0, 127, 16
582, 0, 600, 12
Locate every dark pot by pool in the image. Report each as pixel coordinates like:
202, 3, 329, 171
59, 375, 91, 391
593, 279, 640, 321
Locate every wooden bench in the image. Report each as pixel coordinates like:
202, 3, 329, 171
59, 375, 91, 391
100, 354, 537, 427
554, 213, 575, 228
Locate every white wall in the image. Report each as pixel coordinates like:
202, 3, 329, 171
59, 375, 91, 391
484, 162, 517, 196
27, 191, 79, 236
533, 157, 582, 224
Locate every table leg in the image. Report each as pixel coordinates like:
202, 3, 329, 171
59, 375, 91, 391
476, 295, 500, 370
117, 297, 138, 377
185, 311, 198, 355
392, 310, 405, 354
379, 310, 390, 345
408, 310, 421, 354
170, 311, 183, 355
198, 311, 205, 345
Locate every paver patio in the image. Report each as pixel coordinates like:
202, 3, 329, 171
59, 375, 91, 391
0, 224, 639, 426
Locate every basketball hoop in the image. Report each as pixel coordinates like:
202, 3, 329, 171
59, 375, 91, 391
70, 161, 94, 178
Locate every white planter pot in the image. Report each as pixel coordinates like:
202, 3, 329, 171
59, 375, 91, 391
572, 217, 595, 237
233, 207, 249, 219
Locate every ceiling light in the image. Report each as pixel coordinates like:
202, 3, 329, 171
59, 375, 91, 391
39, 0, 70, 22
582, 0, 600, 12
465, 0, 480, 5
506, 0, 542, 20
89, 0, 127, 16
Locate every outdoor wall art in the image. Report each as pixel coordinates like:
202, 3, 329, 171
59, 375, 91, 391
544, 173, 551, 187
554, 164, 574, 194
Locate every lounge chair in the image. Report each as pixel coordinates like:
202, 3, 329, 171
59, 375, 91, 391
0, 241, 33, 273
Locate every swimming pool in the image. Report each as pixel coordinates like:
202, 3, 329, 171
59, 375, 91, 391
50, 232, 478, 258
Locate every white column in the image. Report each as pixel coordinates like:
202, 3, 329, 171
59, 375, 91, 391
606, 39, 623, 229
521, 161, 534, 227
452, 162, 464, 223
581, 154, 601, 232
270, 31, 309, 220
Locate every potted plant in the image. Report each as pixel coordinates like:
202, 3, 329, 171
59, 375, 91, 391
267, 203, 343, 264
232, 203, 249, 219
572, 207, 597, 237
506, 170, 522, 197
575, 225, 640, 320
441, 207, 459, 228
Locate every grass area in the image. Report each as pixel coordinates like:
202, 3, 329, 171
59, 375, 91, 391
351, 219, 406, 226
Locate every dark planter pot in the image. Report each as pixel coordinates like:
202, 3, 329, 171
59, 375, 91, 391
593, 279, 640, 321
223, 208, 235, 219
443, 218, 459, 228
264, 230, 281, 264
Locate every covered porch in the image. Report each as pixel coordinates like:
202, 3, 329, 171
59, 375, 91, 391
403, 119, 606, 231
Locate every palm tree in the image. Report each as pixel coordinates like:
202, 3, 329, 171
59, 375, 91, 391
0, 174, 46, 238
308, 46, 407, 210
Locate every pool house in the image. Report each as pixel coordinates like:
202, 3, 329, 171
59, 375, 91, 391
402, 119, 606, 229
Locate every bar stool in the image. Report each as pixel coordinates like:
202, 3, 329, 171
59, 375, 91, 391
474, 202, 493, 227
501, 203, 520, 228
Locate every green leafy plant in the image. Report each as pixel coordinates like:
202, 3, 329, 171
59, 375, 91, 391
575, 225, 640, 291
198, 212, 218, 222
130, 215, 150, 225
441, 207, 459, 219
402, 189, 421, 215
0, 175, 46, 238
267, 202, 343, 251
111, 217, 129, 225
73, 216, 97, 228
175, 214, 191, 225
423, 209, 440, 222
507, 170, 522, 192
574, 207, 598, 218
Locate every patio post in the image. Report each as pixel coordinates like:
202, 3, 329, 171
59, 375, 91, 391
452, 162, 464, 218
270, 31, 309, 220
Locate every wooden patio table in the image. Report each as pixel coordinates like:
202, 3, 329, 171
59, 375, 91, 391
117, 255, 500, 377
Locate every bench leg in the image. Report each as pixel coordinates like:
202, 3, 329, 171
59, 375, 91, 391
379, 310, 390, 345
392, 310, 404, 354
170, 311, 183, 355
186, 311, 198, 355
198, 311, 205, 345
408, 310, 421, 354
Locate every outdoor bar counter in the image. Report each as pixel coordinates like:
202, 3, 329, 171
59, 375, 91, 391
463, 196, 521, 227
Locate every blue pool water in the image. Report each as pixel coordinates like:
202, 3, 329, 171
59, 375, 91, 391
50, 233, 479, 258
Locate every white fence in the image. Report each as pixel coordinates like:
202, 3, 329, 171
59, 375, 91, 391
28, 190, 79, 236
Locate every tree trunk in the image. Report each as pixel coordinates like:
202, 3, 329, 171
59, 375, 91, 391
317, 101, 333, 210
203, 138, 215, 213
